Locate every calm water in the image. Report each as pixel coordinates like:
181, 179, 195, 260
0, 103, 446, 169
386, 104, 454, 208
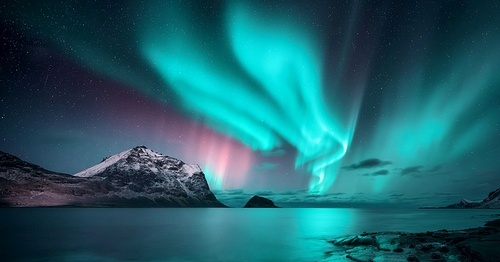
1, 208, 498, 261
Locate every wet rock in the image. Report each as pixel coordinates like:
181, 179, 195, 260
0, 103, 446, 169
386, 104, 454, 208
448, 236, 467, 244
346, 253, 374, 262
331, 235, 377, 247
438, 246, 450, 253
420, 244, 434, 251
325, 219, 500, 262
430, 252, 442, 259
485, 218, 500, 228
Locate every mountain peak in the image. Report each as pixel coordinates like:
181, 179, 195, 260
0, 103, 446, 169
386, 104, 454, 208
130, 145, 154, 154
441, 188, 500, 209
1, 149, 225, 207
74, 146, 195, 178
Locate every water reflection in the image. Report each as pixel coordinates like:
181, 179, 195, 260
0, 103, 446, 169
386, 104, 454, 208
1, 208, 498, 261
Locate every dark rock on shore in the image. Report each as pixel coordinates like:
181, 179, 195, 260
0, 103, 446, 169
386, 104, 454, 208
243, 195, 279, 208
323, 218, 500, 261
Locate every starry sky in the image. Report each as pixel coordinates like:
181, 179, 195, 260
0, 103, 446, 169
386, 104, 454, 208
1, 0, 499, 207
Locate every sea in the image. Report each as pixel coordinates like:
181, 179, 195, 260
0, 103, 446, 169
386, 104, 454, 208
1, 208, 498, 261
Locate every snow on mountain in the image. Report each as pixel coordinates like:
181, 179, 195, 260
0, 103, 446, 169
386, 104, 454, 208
0, 147, 226, 207
74, 148, 132, 177
444, 188, 500, 209
73, 146, 218, 202
75, 146, 202, 178
481, 188, 500, 208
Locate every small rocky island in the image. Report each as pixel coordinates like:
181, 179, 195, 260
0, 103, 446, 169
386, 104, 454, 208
243, 195, 279, 208
323, 218, 500, 261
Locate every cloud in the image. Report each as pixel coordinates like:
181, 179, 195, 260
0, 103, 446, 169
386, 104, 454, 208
328, 192, 346, 196
214, 189, 245, 195
253, 190, 276, 196
401, 166, 422, 175
211, 189, 253, 207
240, 189, 348, 204
280, 189, 307, 195
252, 162, 278, 171
434, 192, 459, 196
427, 164, 443, 172
218, 195, 248, 200
343, 158, 391, 170
363, 169, 389, 176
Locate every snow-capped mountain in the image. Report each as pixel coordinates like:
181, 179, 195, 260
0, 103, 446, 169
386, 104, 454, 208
0, 147, 226, 207
74, 146, 225, 206
444, 188, 500, 209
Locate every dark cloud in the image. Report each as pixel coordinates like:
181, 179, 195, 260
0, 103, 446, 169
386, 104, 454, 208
401, 166, 423, 175
434, 192, 458, 196
343, 158, 391, 170
253, 190, 276, 196
212, 189, 253, 207
279, 190, 306, 195
363, 169, 389, 176
239, 190, 349, 205
328, 192, 346, 196
427, 164, 443, 172
219, 195, 247, 200
214, 189, 245, 195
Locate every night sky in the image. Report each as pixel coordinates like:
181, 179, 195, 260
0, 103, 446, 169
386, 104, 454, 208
1, 0, 499, 207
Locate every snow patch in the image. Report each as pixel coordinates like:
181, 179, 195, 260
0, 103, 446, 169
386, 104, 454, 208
182, 164, 202, 177
74, 149, 132, 177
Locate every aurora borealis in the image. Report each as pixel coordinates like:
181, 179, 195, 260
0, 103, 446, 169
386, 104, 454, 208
1, 0, 499, 207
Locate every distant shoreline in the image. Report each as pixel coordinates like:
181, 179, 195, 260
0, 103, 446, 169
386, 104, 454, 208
419, 206, 500, 209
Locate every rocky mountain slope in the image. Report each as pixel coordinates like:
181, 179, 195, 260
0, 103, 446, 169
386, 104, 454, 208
444, 188, 500, 209
0, 146, 226, 207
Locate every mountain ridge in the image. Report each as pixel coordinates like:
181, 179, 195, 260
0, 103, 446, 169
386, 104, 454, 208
421, 188, 500, 209
0, 147, 226, 207
443, 188, 500, 209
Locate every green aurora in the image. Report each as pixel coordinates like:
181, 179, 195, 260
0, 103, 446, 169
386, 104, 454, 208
140, 1, 359, 192
2, 0, 499, 202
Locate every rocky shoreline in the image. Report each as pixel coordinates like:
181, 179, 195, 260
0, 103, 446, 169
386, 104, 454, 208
323, 218, 500, 262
